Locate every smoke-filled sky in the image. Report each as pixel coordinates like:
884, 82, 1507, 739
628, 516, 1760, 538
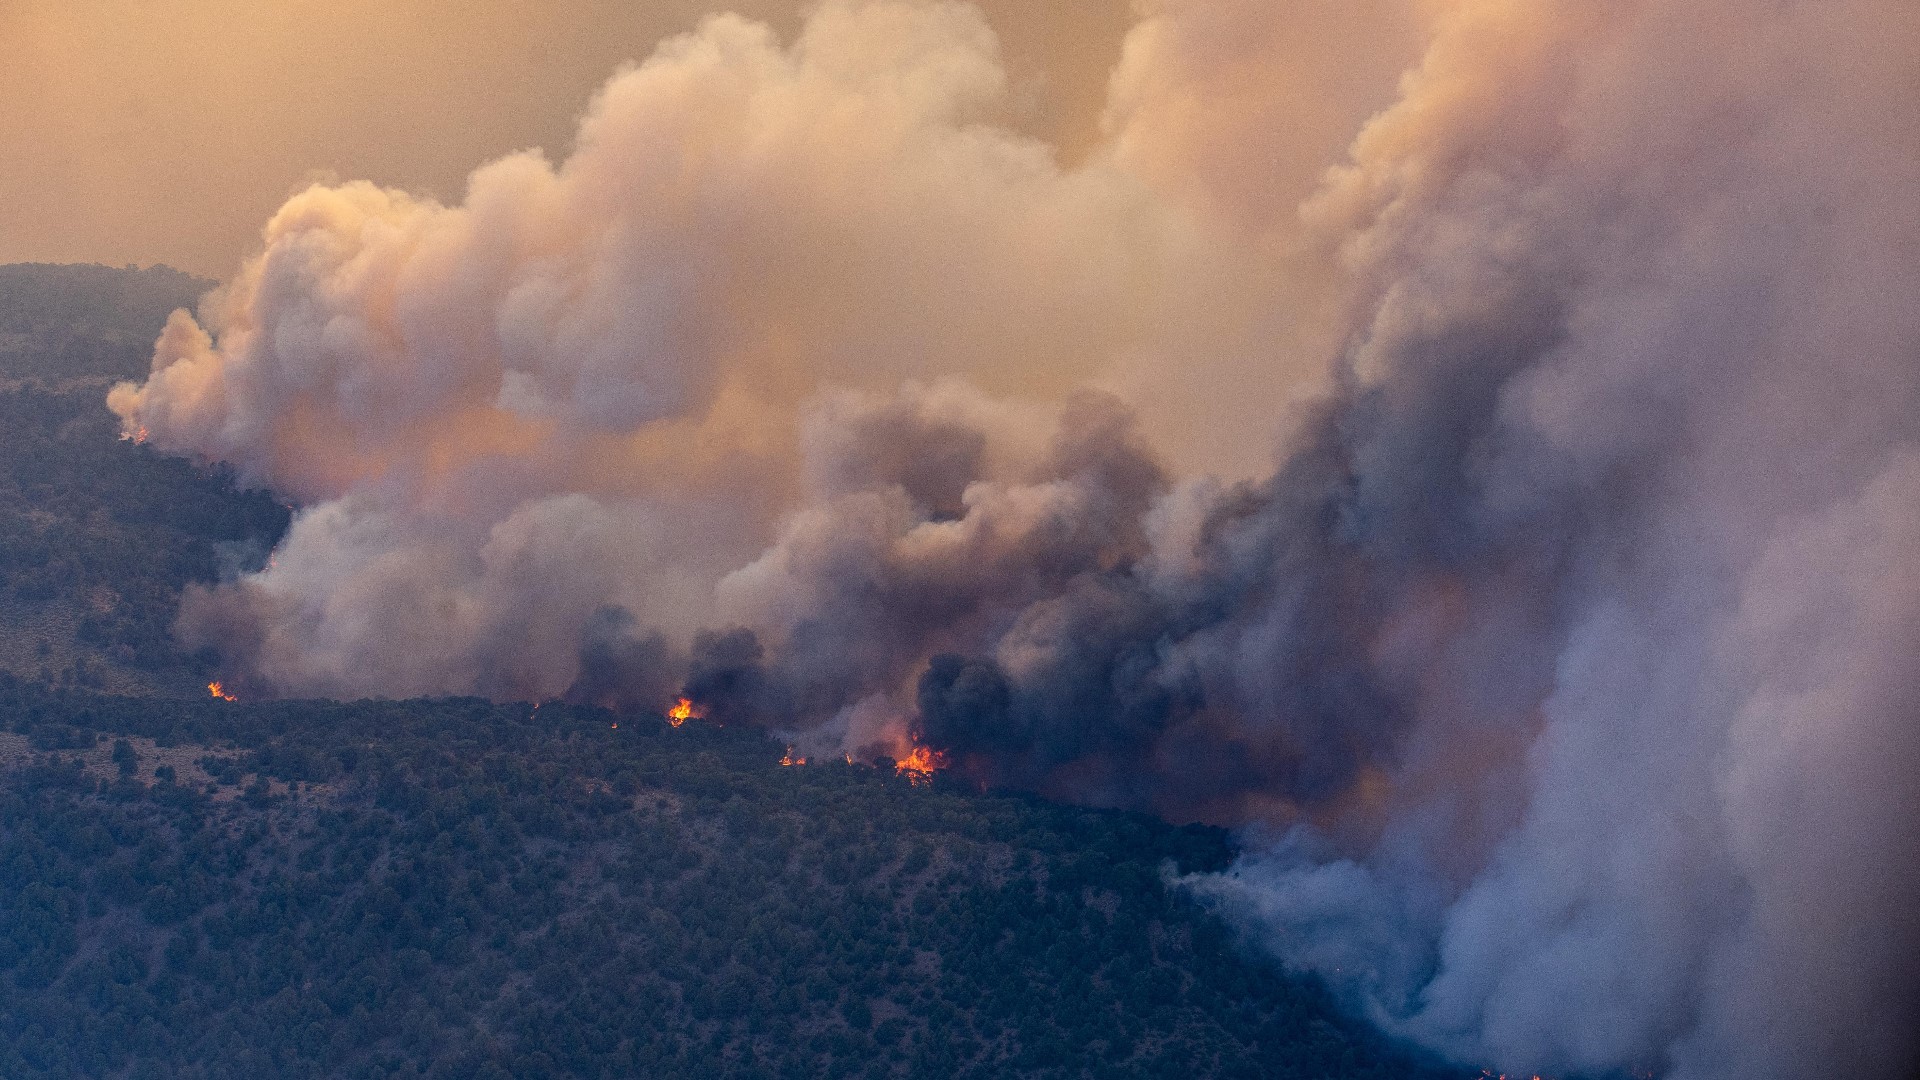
1, 0, 1246, 277
51, 1, 1920, 1078
0, 2, 1015, 273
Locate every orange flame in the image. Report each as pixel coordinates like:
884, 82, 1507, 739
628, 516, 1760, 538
779, 747, 807, 766
666, 696, 704, 727
895, 744, 949, 786
208, 681, 236, 702
121, 426, 150, 444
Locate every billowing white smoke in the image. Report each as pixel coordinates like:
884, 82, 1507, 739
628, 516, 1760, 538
109, 1, 1918, 1078
109, 1, 1187, 699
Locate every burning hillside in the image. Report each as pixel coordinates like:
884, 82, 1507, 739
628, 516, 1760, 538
100, 2, 1920, 1078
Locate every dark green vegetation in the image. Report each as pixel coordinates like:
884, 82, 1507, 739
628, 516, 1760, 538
0, 264, 209, 380
0, 682, 1455, 1080
0, 264, 1462, 1079
0, 263, 291, 694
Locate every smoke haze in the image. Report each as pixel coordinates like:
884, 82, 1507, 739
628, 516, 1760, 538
0, 0, 1150, 279
106, 1, 1918, 1078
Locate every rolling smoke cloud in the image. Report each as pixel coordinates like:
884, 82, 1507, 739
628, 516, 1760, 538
108, 1, 1918, 1078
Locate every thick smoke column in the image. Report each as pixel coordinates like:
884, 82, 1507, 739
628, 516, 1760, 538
1172, 3, 1920, 1078
110, 1, 1918, 1078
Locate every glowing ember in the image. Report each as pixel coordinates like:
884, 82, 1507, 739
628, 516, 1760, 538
207, 681, 236, 702
894, 744, 948, 786
666, 696, 704, 727
779, 747, 807, 766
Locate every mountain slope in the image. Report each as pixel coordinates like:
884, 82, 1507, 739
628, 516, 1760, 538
0, 683, 1457, 1080
0, 263, 289, 696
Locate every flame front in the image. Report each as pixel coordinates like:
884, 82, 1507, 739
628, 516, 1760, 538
666, 696, 704, 727
894, 744, 948, 786
779, 747, 807, 766
207, 681, 236, 702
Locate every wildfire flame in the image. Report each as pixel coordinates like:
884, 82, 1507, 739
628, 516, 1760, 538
779, 747, 807, 766
120, 426, 150, 444
894, 744, 949, 786
666, 696, 704, 727
207, 681, 236, 702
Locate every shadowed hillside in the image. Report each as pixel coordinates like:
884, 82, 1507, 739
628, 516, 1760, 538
0, 682, 1461, 1080
0, 264, 208, 376
0, 264, 289, 696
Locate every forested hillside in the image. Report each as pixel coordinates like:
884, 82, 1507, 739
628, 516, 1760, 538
0, 264, 1462, 1079
0, 682, 1457, 1080
0, 264, 208, 380
0, 264, 290, 695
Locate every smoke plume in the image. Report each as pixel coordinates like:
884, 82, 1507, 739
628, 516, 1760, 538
109, 1, 1918, 1077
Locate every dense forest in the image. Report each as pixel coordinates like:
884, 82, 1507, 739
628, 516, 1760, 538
0, 263, 290, 695
0, 264, 1463, 1079
0, 682, 1461, 1080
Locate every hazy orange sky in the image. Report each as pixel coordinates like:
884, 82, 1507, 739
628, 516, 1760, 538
0, 0, 1133, 277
